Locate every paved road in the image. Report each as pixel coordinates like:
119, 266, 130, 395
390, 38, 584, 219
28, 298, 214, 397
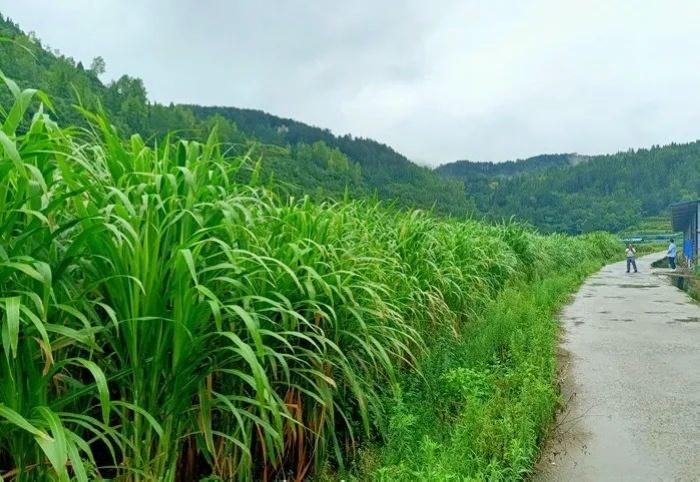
534, 253, 700, 481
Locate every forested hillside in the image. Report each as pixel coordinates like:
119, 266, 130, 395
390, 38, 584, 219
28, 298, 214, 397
0, 13, 472, 216
439, 147, 700, 233
437, 153, 581, 178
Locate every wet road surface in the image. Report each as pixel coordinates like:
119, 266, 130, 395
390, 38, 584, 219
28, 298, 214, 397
534, 253, 700, 481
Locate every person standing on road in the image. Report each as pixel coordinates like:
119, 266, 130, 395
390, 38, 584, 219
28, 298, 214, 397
668, 238, 677, 269
626, 244, 638, 273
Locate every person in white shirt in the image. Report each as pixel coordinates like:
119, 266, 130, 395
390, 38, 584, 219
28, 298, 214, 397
667, 239, 677, 269
625, 244, 637, 273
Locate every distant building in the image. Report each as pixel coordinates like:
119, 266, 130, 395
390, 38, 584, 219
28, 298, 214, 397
670, 200, 699, 262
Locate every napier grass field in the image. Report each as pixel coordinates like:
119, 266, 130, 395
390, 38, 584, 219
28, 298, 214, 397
0, 76, 618, 480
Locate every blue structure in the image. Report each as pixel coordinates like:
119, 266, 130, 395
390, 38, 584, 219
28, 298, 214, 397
671, 200, 699, 263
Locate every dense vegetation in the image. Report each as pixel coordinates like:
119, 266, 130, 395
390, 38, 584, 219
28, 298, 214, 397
0, 13, 472, 217
361, 259, 608, 480
438, 147, 700, 234
0, 71, 620, 481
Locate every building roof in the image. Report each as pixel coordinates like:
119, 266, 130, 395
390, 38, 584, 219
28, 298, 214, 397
670, 200, 699, 232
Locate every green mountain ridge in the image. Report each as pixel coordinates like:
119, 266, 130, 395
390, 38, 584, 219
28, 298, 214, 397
437, 145, 699, 233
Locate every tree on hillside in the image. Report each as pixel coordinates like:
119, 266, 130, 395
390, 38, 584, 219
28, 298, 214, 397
105, 75, 148, 132
90, 56, 106, 76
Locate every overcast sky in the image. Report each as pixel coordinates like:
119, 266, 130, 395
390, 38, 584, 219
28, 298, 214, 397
3, 1, 700, 165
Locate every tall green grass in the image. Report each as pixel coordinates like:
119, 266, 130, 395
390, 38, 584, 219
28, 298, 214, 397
0, 74, 618, 481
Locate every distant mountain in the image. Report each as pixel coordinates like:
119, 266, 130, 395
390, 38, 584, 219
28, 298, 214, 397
437, 153, 585, 179
437, 147, 700, 233
0, 13, 472, 217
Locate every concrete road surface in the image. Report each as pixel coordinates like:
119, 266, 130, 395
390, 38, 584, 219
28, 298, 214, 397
534, 253, 700, 481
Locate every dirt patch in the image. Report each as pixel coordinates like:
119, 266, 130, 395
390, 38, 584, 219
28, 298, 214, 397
533, 341, 594, 478
534, 345, 577, 468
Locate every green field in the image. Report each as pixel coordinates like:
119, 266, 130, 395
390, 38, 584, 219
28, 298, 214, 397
0, 76, 619, 481
618, 215, 673, 236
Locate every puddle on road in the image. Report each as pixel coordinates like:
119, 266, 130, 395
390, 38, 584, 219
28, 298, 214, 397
666, 317, 700, 325
615, 284, 661, 289
675, 317, 700, 323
